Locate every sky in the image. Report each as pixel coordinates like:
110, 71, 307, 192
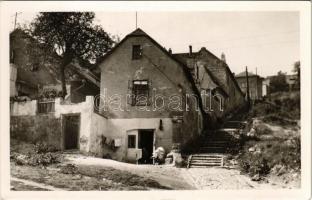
11, 11, 300, 77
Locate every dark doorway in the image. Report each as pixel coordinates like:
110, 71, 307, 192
138, 129, 154, 164
64, 115, 80, 150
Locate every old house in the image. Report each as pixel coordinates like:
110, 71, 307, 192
10, 29, 101, 153
92, 28, 207, 163
10, 28, 247, 164
235, 71, 263, 100
10, 29, 100, 102
174, 47, 245, 122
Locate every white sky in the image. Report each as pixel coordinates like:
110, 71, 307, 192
11, 11, 300, 77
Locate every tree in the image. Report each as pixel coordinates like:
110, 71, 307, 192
30, 12, 115, 97
270, 71, 288, 93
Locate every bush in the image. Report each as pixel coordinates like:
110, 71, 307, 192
27, 152, 62, 166
238, 153, 270, 176
255, 123, 272, 135
34, 142, 58, 153
237, 136, 301, 178
11, 141, 62, 166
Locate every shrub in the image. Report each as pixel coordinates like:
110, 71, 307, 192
238, 152, 270, 176
27, 152, 62, 166
34, 142, 58, 153
237, 136, 301, 178
255, 123, 272, 135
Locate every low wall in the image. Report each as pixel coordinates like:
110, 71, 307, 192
10, 114, 62, 149
10, 96, 96, 152
10, 100, 37, 116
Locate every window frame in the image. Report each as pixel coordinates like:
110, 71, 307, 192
131, 80, 150, 106
132, 45, 142, 60
127, 135, 136, 149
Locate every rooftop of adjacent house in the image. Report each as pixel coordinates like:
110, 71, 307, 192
173, 47, 220, 64
235, 71, 261, 78
172, 47, 244, 97
15, 64, 59, 88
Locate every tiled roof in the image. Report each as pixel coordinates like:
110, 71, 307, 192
16, 66, 59, 87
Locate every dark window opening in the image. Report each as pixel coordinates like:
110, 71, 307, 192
38, 100, 55, 114
132, 80, 149, 106
128, 135, 136, 148
132, 45, 142, 60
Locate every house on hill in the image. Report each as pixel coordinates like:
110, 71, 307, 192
235, 71, 263, 100
93, 28, 207, 163
173, 47, 245, 121
10, 28, 246, 164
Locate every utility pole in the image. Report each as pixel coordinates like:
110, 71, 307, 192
255, 67, 258, 100
135, 11, 137, 29
246, 66, 251, 109
13, 12, 22, 30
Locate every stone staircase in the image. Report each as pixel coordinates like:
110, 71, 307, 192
187, 154, 224, 168
188, 121, 246, 168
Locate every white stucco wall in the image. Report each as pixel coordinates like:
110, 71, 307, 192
11, 100, 37, 116
88, 117, 173, 162
54, 96, 94, 152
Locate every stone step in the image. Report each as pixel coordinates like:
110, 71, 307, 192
192, 157, 222, 160
192, 156, 222, 159
189, 165, 221, 168
191, 160, 222, 164
190, 163, 221, 167
191, 154, 223, 158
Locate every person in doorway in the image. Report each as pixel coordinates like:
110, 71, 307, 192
141, 147, 148, 164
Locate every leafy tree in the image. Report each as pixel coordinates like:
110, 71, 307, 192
30, 12, 115, 97
270, 71, 288, 93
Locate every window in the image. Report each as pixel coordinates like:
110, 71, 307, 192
37, 100, 55, 113
132, 45, 142, 60
128, 135, 136, 148
132, 80, 149, 106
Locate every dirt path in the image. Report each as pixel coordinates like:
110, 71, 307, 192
182, 168, 258, 189
65, 154, 194, 190
65, 154, 280, 190
11, 177, 66, 191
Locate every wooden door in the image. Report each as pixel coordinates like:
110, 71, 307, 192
64, 115, 80, 150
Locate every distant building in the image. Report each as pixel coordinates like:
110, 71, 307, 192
262, 74, 299, 95
235, 71, 263, 100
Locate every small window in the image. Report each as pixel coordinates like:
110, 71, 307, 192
132, 80, 149, 106
132, 45, 142, 60
128, 135, 136, 148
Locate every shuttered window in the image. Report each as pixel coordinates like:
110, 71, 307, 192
132, 80, 149, 106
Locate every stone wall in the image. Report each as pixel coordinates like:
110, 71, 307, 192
10, 114, 62, 149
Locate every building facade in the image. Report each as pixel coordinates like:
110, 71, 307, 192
174, 47, 245, 121
235, 71, 263, 100
94, 28, 205, 162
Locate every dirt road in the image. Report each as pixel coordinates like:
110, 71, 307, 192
66, 154, 278, 190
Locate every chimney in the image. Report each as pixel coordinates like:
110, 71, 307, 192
189, 45, 192, 56
168, 48, 172, 55
221, 52, 226, 63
